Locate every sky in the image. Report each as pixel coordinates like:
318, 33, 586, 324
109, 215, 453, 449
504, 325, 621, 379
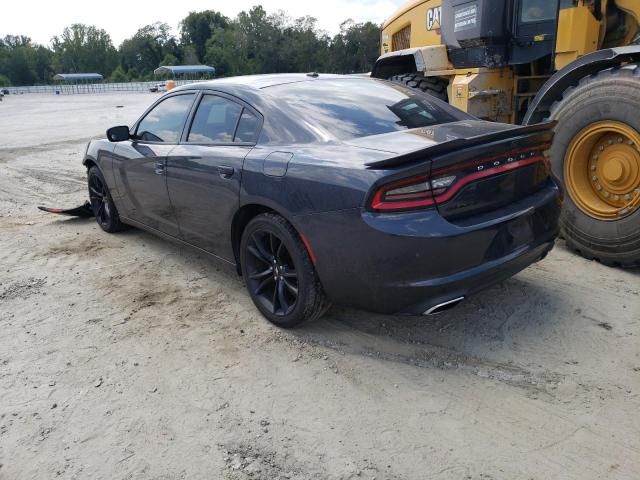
2, 0, 406, 47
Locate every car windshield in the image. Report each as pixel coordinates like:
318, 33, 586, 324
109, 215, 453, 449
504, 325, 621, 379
265, 78, 466, 141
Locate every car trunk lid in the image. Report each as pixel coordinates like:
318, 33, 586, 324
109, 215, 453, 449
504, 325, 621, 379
364, 121, 556, 220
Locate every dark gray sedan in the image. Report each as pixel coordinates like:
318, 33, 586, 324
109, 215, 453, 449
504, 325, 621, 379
84, 74, 560, 327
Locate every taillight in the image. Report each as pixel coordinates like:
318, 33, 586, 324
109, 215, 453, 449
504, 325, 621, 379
370, 145, 550, 212
370, 173, 457, 210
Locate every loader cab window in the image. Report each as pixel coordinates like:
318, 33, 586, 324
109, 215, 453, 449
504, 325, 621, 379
520, 0, 558, 23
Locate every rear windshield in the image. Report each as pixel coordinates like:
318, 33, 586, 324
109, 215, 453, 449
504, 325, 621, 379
265, 78, 467, 140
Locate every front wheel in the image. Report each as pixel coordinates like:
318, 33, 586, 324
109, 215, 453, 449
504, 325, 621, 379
87, 166, 128, 233
240, 213, 329, 328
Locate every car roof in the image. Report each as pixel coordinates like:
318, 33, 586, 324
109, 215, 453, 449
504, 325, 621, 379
174, 73, 367, 92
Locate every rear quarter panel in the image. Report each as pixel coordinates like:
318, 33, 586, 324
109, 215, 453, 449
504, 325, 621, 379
240, 144, 388, 217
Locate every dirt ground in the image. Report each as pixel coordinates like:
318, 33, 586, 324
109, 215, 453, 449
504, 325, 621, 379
1, 93, 639, 480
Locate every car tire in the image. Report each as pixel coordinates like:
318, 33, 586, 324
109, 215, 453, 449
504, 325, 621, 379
87, 166, 128, 234
240, 213, 329, 328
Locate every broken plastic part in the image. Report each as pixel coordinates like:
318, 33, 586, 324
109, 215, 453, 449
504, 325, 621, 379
38, 201, 94, 218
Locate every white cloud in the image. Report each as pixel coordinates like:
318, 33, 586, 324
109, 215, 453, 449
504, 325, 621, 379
3, 0, 406, 46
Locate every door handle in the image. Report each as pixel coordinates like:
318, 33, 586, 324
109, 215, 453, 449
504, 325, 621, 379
154, 161, 166, 175
217, 165, 235, 178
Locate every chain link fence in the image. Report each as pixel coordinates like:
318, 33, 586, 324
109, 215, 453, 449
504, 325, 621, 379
2, 80, 209, 95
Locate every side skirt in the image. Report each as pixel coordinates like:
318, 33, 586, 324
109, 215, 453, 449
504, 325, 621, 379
119, 216, 237, 268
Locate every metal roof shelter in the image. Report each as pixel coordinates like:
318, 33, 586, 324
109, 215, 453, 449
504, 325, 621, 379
53, 73, 104, 94
53, 73, 104, 81
153, 65, 216, 80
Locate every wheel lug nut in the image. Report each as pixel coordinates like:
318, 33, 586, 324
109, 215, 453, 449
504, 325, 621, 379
593, 155, 599, 160
625, 194, 631, 200
591, 164, 597, 171
596, 184, 603, 191
618, 137, 624, 143
604, 191, 610, 197
592, 175, 598, 181
614, 195, 620, 201
608, 140, 613, 145
599, 145, 605, 151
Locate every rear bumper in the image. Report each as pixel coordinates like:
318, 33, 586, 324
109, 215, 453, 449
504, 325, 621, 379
294, 182, 561, 315
397, 240, 554, 315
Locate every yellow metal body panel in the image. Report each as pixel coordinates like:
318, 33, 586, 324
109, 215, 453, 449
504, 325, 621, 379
381, 0, 442, 55
615, 0, 640, 25
449, 70, 514, 123
381, 0, 640, 69
555, 6, 602, 70
380, 0, 640, 119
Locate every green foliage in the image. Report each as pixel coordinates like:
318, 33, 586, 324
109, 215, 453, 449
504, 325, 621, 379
108, 65, 129, 83
0, 74, 11, 86
119, 22, 176, 78
180, 10, 229, 62
0, 6, 381, 86
51, 24, 117, 75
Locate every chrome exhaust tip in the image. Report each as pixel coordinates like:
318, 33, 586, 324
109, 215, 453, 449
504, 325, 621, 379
423, 296, 465, 316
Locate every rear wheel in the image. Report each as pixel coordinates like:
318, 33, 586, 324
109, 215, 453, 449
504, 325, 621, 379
549, 65, 640, 267
389, 73, 448, 101
240, 213, 329, 328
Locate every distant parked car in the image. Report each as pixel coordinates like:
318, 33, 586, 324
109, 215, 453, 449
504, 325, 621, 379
0, 88, 8, 95
83, 74, 561, 327
149, 82, 167, 93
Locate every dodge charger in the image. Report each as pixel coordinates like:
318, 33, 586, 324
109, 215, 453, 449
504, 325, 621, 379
83, 74, 561, 327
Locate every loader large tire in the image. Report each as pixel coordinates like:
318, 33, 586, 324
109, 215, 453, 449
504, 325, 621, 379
549, 65, 640, 267
390, 73, 448, 101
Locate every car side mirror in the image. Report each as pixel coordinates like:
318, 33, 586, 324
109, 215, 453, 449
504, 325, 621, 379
106, 125, 131, 142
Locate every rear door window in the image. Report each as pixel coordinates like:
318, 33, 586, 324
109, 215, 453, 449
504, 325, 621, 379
187, 95, 243, 143
234, 109, 261, 143
136, 93, 195, 143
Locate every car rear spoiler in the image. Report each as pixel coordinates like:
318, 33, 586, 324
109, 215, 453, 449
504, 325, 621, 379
365, 121, 557, 170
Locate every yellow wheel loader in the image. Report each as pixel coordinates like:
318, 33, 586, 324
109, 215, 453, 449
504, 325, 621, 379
372, 0, 640, 267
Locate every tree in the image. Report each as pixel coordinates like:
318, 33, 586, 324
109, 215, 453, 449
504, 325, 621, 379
51, 24, 117, 75
280, 16, 329, 73
108, 65, 128, 82
329, 20, 380, 74
160, 53, 178, 67
180, 10, 229, 62
0, 35, 52, 85
0, 6, 383, 85
119, 22, 176, 79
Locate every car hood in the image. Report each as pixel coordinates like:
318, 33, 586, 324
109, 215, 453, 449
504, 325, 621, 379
343, 120, 516, 155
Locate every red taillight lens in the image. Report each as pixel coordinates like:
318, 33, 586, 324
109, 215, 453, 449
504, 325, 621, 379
371, 174, 457, 211
370, 145, 550, 212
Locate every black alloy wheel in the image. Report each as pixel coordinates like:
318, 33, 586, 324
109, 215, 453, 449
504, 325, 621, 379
87, 166, 128, 233
89, 173, 111, 227
240, 213, 329, 327
245, 229, 299, 317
